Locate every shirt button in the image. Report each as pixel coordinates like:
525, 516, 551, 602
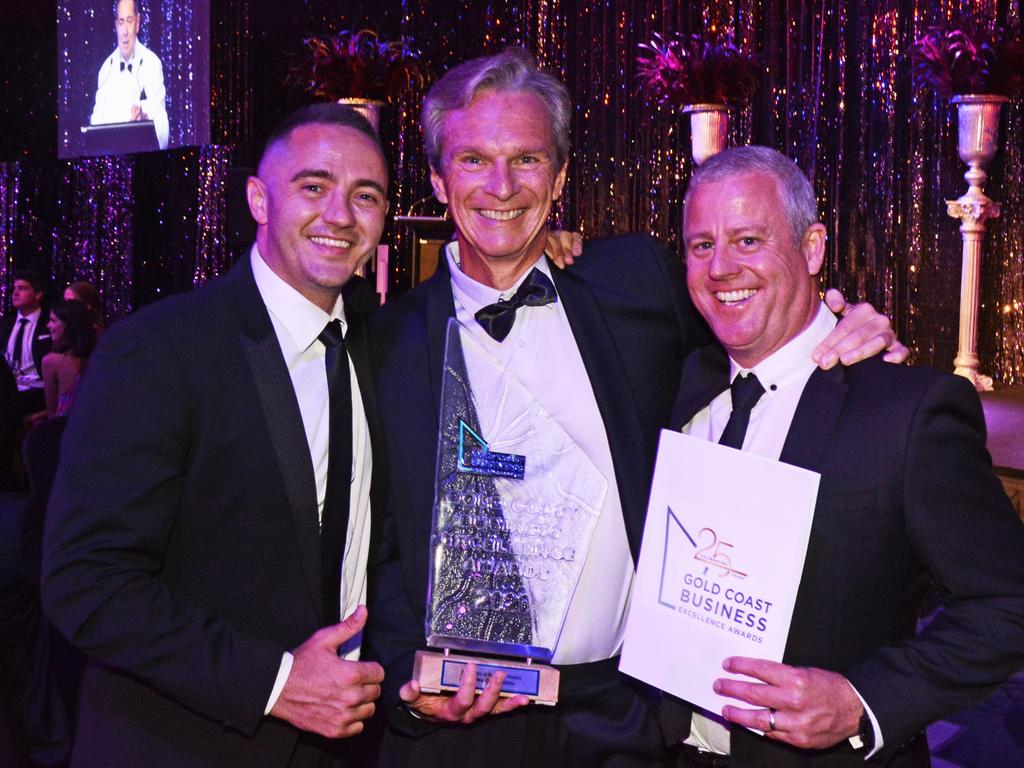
517, 340, 526, 349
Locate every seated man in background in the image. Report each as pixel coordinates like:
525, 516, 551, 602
663, 145, 1024, 767
1, 270, 51, 416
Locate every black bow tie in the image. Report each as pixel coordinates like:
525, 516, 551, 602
474, 268, 557, 342
120, 61, 133, 72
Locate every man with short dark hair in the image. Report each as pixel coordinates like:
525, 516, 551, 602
663, 145, 1024, 767
364, 49, 904, 767
1, 270, 51, 414
43, 103, 387, 766
90, 0, 169, 149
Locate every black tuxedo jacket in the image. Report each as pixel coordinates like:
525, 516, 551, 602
0, 308, 52, 374
364, 234, 709, 725
41, 258, 381, 767
669, 345, 1024, 767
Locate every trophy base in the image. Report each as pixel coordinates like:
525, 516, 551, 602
413, 649, 559, 705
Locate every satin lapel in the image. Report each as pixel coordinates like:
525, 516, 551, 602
423, 261, 457, 417
670, 344, 731, 429
548, 264, 651, 557
779, 365, 848, 472
224, 260, 323, 623
401, 267, 458, 587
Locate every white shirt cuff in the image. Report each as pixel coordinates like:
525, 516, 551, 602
264, 652, 294, 715
847, 682, 884, 759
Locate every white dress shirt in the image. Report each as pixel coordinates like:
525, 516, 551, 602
5, 307, 44, 389
446, 243, 634, 665
249, 246, 372, 712
681, 302, 882, 758
91, 40, 169, 149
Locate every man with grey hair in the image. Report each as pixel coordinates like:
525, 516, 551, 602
663, 145, 1024, 767
364, 50, 903, 767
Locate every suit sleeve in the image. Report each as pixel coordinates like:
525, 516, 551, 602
363, 309, 439, 736
41, 315, 284, 737
845, 373, 1024, 756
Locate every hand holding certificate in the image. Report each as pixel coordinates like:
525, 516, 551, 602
713, 657, 865, 748
620, 429, 820, 719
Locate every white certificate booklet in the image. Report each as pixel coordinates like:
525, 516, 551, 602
620, 430, 820, 715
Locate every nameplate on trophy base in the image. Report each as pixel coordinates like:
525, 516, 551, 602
414, 649, 559, 705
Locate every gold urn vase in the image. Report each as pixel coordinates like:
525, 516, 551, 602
337, 97, 386, 132
953, 94, 1010, 174
682, 103, 730, 165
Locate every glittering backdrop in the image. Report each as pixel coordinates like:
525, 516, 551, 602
341, 0, 1023, 382
2, 0, 1022, 382
0, 164, 19, 310
53, 157, 136, 318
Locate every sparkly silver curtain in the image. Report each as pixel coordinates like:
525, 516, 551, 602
379, 0, 1023, 382
54, 157, 136, 318
193, 145, 231, 285
155, 0, 209, 148
0, 164, 18, 309
11, 0, 1023, 381
0, 162, 65, 308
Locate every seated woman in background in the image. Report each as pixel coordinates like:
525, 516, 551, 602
63, 280, 105, 334
41, 300, 97, 418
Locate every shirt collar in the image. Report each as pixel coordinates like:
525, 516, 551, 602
18, 308, 41, 323
730, 301, 837, 390
250, 244, 346, 351
118, 46, 140, 66
445, 240, 554, 314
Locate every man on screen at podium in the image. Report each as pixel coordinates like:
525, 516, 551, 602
662, 145, 1024, 767
89, 0, 168, 150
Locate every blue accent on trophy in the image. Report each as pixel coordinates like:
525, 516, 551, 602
456, 419, 527, 479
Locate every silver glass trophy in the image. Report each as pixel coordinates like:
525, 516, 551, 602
413, 319, 607, 705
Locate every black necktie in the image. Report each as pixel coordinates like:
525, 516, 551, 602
718, 373, 765, 450
11, 318, 28, 372
120, 61, 133, 72
474, 268, 557, 342
318, 320, 353, 625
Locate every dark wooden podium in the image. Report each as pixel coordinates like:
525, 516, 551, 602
80, 120, 159, 156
